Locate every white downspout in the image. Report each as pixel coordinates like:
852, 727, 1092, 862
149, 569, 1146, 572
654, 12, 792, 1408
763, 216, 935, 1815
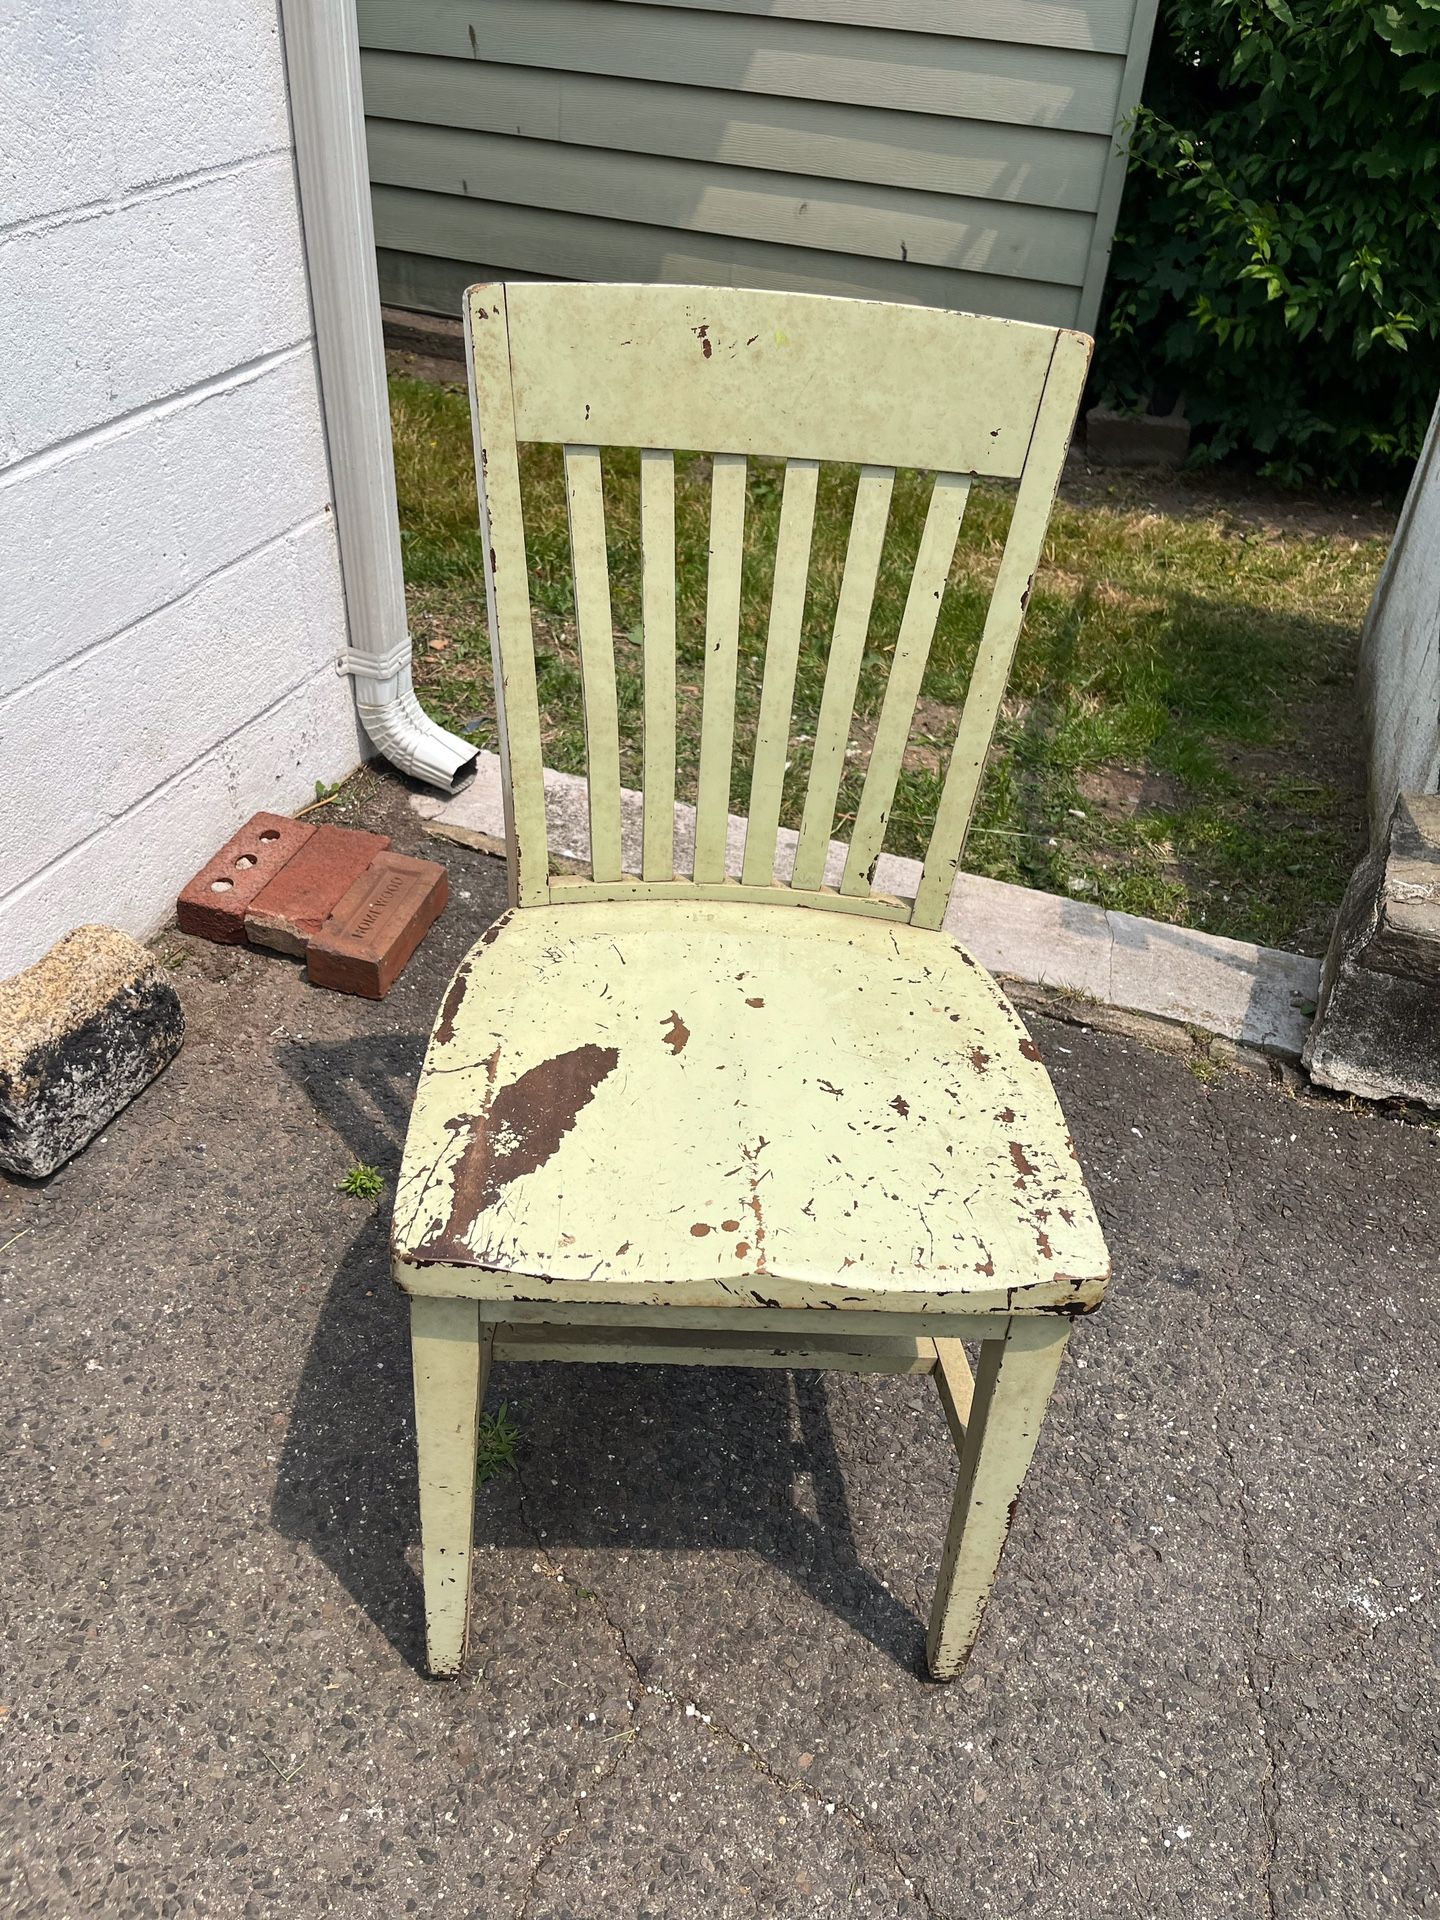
279, 0, 476, 794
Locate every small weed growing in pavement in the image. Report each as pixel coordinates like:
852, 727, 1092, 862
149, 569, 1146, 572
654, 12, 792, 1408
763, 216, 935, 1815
476, 1404, 521, 1483
337, 1163, 383, 1200
299, 775, 346, 819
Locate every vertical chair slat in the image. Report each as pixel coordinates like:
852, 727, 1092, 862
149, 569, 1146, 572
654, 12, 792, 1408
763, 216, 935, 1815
791, 465, 894, 891
639, 448, 678, 880
840, 472, 971, 896
741, 458, 820, 886
465, 289, 549, 906
562, 443, 623, 883
692, 452, 748, 882
912, 332, 1091, 928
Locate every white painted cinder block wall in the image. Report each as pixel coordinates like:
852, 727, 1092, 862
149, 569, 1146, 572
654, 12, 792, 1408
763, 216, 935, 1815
0, 0, 365, 974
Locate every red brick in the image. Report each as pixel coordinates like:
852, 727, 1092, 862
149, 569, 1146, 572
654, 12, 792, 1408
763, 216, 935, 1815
306, 853, 449, 999
244, 823, 393, 956
176, 813, 314, 944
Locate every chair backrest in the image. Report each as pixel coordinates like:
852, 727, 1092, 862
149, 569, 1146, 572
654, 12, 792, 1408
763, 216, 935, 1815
465, 282, 1090, 929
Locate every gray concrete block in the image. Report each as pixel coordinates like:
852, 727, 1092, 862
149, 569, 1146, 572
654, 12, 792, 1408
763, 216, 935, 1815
1304, 793, 1440, 1106
0, 925, 184, 1178
1362, 791, 1440, 978
1085, 401, 1190, 467
381, 304, 464, 363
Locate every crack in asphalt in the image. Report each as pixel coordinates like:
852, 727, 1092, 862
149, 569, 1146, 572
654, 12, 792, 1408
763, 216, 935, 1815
1197, 1087, 1283, 1920
1215, 1419, 1284, 1920
1214, 1409, 1284, 1920
511, 1463, 952, 1919
509, 1466, 646, 1920
511, 1708, 643, 1920
648, 1690, 953, 1920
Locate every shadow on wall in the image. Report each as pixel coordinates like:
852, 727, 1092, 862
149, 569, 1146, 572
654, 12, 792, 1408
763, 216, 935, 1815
270, 1030, 927, 1677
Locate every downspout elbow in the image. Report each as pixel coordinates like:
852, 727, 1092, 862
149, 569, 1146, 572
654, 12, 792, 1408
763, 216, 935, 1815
344, 642, 477, 794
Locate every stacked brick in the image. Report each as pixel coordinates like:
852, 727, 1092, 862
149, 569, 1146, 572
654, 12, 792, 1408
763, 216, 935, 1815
177, 814, 447, 998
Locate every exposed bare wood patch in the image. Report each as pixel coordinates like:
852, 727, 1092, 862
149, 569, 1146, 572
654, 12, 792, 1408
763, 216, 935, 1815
414, 1042, 619, 1259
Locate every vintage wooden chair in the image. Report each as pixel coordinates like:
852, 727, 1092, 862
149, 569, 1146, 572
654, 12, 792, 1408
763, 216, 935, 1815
391, 283, 1109, 1682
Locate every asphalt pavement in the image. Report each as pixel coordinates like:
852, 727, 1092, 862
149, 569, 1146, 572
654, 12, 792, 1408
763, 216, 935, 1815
2, 774, 1435, 1919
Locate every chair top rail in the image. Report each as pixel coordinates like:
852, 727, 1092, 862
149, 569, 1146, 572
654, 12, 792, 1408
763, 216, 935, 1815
488, 281, 1062, 479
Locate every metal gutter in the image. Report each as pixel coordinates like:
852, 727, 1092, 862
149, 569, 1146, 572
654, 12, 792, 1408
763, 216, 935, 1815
279, 0, 475, 794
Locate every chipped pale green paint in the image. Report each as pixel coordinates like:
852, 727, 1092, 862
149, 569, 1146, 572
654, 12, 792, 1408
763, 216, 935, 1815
933, 1336, 976, 1453
562, 443, 623, 882
639, 447, 678, 880
693, 450, 748, 884
927, 1316, 1071, 1679
401, 285, 1107, 1680
840, 470, 971, 896
913, 328, 1093, 928
791, 462, 894, 891
463, 290, 548, 905
410, 1298, 490, 1676
491, 1323, 944, 1373
493, 281, 1062, 475
741, 456, 820, 885
479, 1302, 1032, 1338
393, 901, 1106, 1311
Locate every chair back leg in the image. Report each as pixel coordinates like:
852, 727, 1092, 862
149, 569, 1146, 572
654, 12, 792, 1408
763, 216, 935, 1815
926, 1317, 1070, 1680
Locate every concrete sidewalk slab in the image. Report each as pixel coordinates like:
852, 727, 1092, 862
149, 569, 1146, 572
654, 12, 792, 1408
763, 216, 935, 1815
415, 755, 1320, 1060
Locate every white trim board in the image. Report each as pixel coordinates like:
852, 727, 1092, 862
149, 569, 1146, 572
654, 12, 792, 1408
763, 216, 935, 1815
413, 752, 1318, 1062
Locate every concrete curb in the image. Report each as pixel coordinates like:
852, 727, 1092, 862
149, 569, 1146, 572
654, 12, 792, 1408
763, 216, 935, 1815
413, 754, 1319, 1063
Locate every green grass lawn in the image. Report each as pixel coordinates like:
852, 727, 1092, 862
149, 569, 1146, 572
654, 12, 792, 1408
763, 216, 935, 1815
391, 370, 1390, 954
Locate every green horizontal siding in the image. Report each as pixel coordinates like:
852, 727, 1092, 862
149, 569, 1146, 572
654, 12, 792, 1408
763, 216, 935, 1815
367, 121, 1095, 284
603, 0, 1135, 56
358, 0, 1126, 136
361, 53, 1112, 213
360, 0, 1156, 333
371, 186, 1082, 325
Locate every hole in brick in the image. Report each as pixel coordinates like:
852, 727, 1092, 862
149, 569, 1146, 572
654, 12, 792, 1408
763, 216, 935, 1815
234, 854, 257, 869
210, 878, 234, 892
258, 830, 281, 842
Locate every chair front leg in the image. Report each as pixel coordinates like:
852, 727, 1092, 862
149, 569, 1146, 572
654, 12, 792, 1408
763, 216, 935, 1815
410, 1296, 491, 1677
926, 1315, 1070, 1681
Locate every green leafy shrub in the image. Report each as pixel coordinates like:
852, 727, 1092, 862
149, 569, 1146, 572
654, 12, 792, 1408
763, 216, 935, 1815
1097, 0, 1440, 485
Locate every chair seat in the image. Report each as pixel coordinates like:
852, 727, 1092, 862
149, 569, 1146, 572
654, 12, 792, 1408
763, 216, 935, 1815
391, 901, 1109, 1316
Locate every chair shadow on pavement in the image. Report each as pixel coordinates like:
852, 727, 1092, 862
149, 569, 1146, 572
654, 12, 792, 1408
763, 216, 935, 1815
272, 1033, 927, 1679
